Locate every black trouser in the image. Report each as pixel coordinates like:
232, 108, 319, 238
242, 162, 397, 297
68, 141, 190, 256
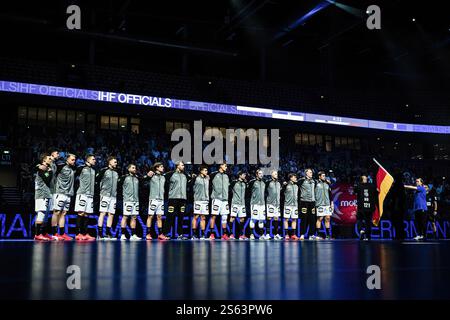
427, 211, 438, 237
391, 212, 405, 240
427, 210, 436, 224
357, 210, 374, 239
415, 210, 427, 237
300, 201, 316, 236
163, 199, 186, 237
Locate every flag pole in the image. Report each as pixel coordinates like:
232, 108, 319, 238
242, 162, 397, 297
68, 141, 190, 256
372, 158, 393, 178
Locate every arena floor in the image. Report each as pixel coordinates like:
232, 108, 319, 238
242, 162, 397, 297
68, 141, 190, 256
0, 239, 449, 300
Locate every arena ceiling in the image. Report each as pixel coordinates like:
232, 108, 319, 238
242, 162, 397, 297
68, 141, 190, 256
1, 0, 449, 91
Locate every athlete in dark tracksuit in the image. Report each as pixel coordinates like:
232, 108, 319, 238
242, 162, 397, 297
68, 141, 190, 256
163, 161, 190, 240
426, 188, 438, 239
354, 176, 378, 240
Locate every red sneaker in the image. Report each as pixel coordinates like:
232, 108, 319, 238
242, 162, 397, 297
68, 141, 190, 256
75, 234, 85, 241
158, 234, 168, 241
221, 234, 229, 240
61, 233, 73, 241
291, 235, 299, 241
83, 234, 95, 241
209, 234, 215, 240
284, 235, 290, 241
146, 234, 153, 240
229, 234, 235, 240
54, 234, 65, 241
34, 234, 48, 241
43, 234, 53, 241
239, 235, 248, 241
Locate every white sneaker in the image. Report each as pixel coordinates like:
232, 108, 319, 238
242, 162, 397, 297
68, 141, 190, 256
274, 234, 282, 241
265, 234, 272, 240
258, 234, 266, 240
200, 236, 206, 240
360, 230, 366, 240
130, 234, 142, 241
413, 235, 421, 241
249, 234, 255, 240
300, 235, 305, 240
309, 235, 316, 240
120, 234, 127, 241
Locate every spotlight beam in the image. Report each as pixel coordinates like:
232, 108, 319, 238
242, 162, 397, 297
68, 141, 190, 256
325, 0, 364, 18
273, 1, 332, 41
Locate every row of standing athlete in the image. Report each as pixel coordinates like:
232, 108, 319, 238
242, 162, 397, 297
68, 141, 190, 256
35, 150, 436, 241
33, 151, 337, 241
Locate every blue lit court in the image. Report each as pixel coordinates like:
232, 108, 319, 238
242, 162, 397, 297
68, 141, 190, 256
0, 240, 449, 300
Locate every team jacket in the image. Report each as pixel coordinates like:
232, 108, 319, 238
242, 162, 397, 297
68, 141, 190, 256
249, 178, 265, 206
35, 166, 53, 200
121, 174, 140, 203
265, 179, 281, 207
50, 161, 58, 194
97, 168, 119, 198
315, 180, 332, 207
210, 171, 230, 201
76, 165, 96, 196
283, 181, 299, 207
55, 164, 76, 196
231, 179, 247, 206
192, 175, 209, 202
298, 178, 316, 202
165, 171, 189, 200
354, 182, 378, 212
147, 173, 165, 201
231, 179, 246, 206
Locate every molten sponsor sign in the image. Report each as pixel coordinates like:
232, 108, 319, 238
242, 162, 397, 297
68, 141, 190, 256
331, 183, 357, 225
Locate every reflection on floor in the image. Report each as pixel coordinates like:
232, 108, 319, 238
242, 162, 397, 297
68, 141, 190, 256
0, 240, 449, 300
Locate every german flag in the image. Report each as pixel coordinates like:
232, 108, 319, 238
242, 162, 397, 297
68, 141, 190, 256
372, 159, 394, 226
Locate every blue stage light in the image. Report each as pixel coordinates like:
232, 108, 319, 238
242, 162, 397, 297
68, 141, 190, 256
273, 1, 332, 40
